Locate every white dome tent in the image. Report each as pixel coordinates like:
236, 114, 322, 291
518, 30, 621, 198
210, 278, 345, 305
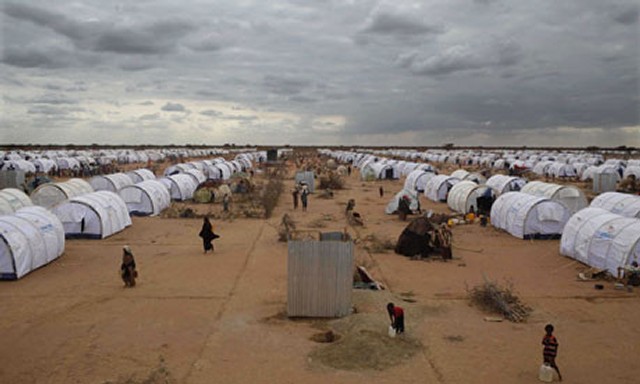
490, 192, 570, 239
0, 188, 33, 215
385, 189, 421, 215
485, 175, 526, 196
118, 180, 171, 216
446, 181, 496, 214
158, 174, 198, 201
126, 168, 156, 184
590, 192, 640, 218
560, 208, 640, 275
31, 178, 94, 208
424, 175, 460, 202
183, 169, 207, 186
520, 181, 587, 215
403, 170, 436, 193
51, 191, 132, 239
89, 173, 134, 193
0, 206, 65, 280
623, 166, 640, 180
451, 169, 487, 184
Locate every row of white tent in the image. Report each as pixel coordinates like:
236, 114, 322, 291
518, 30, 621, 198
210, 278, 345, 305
321, 148, 638, 183
0, 151, 263, 279
0, 147, 264, 174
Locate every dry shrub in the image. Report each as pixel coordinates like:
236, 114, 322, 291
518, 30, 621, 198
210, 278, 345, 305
278, 213, 296, 242
309, 327, 422, 371
362, 234, 395, 253
259, 169, 284, 218
319, 171, 345, 190
467, 278, 531, 322
307, 218, 327, 228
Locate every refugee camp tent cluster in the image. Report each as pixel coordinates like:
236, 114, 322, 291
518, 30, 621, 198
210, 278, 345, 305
0, 147, 234, 175
318, 147, 636, 184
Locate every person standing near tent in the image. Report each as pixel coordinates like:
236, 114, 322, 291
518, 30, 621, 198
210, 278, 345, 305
292, 186, 299, 210
300, 184, 309, 211
120, 245, 137, 287
222, 193, 230, 213
386, 302, 405, 335
379, 186, 384, 198
542, 324, 562, 381
199, 217, 219, 253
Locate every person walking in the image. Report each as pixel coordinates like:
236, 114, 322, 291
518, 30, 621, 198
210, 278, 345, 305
542, 324, 563, 381
120, 245, 138, 287
292, 187, 299, 210
199, 217, 219, 253
222, 193, 230, 213
300, 185, 309, 211
386, 302, 405, 335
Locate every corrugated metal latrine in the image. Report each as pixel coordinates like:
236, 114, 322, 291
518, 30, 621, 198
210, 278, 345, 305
287, 239, 353, 318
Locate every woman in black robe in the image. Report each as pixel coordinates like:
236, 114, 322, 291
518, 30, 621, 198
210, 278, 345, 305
199, 217, 219, 253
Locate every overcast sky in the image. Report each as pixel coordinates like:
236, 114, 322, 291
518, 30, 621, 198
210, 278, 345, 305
1, 0, 638, 147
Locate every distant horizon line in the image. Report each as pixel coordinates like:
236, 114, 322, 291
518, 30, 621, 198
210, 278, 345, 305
1, 143, 638, 152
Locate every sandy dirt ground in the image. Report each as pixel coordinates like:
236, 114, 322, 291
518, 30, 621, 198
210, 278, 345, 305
1, 154, 639, 384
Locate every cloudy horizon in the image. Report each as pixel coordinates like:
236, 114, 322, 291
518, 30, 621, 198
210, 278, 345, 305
1, 0, 638, 147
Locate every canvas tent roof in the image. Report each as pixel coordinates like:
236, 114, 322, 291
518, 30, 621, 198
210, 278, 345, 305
0, 188, 33, 215
385, 189, 420, 214
424, 175, 460, 202
89, 173, 134, 193
446, 181, 495, 214
119, 180, 170, 216
0, 206, 65, 280
490, 192, 570, 239
486, 175, 526, 195
590, 192, 640, 218
520, 181, 587, 215
404, 170, 436, 193
51, 191, 131, 239
31, 178, 93, 208
560, 207, 640, 275
158, 174, 198, 201
126, 168, 156, 184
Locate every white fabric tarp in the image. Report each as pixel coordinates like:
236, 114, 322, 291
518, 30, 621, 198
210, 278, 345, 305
490, 192, 570, 239
31, 178, 94, 208
0, 206, 65, 279
560, 207, 640, 275
590, 192, 640, 218
119, 180, 171, 216
51, 191, 131, 239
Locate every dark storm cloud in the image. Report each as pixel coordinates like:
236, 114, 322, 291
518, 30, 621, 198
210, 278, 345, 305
397, 40, 522, 76
161, 102, 187, 112
360, 6, 442, 36
27, 105, 84, 115
1, 47, 66, 69
200, 109, 223, 117
263, 75, 310, 95
31, 94, 78, 105
612, 6, 639, 24
4, 3, 196, 55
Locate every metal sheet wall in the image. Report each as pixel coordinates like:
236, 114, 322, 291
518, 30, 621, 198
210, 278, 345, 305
287, 240, 353, 318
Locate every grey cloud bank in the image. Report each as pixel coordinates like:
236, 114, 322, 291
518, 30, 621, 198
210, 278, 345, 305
1, 0, 638, 146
